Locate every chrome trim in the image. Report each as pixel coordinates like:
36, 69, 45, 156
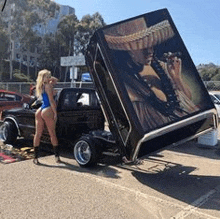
132, 109, 218, 161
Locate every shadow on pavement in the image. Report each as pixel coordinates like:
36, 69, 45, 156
167, 139, 220, 160
2, 138, 220, 212
35, 159, 122, 179
30, 143, 123, 179
118, 153, 220, 212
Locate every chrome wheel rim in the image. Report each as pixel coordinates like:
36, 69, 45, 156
0, 124, 7, 141
74, 140, 91, 165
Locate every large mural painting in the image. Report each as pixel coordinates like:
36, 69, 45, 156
101, 13, 211, 132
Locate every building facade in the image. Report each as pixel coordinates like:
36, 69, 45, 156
10, 4, 75, 68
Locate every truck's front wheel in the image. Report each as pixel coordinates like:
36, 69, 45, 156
74, 135, 99, 167
0, 121, 18, 144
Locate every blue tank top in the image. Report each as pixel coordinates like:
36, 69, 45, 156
41, 91, 50, 109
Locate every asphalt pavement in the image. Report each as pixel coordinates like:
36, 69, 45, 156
1, 132, 220, 218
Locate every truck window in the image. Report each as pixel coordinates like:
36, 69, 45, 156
62, 92, 77, 110
60, 90, 100, 110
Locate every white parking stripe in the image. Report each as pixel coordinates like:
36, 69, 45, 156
59, 163, 184, 209
171, 185, 220, 219
52, 158, 220, 219
78, 168, 220, 219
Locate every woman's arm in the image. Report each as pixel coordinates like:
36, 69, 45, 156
166, 56, 192, 99
45, 84, 57, 120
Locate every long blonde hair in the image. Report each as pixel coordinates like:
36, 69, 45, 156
36, 69, 51, 98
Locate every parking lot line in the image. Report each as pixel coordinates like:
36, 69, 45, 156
171, 185, 220, 219
57, 161, 184, 209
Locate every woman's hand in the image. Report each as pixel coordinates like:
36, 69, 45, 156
167, 56, 182, 80
165, 54, 192, 99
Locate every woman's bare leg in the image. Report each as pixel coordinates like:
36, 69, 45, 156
41, 107, 60, 162
33, 108, 45, 164
41, 107, 58, 146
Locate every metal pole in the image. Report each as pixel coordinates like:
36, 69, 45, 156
9, 4, 14, 80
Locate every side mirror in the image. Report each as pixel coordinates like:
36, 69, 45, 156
23, 103, 29, 109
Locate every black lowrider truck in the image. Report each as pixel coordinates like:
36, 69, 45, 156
0, 9, 218, 167
0, 88, 108, 166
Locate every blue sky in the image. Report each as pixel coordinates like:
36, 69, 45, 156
54, 0, 220, 66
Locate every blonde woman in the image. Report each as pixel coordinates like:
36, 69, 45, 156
33, 69, 61, 164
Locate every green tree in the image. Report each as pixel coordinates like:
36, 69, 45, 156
5, 0, 59, 80
199, 64, 220, 81
211, 69, 220, 81
38, 34, 61, 79
200, 69, 212, 81
56, 14, 79, 81
57, 14, 79, 56
0, 17, 9, 81
75, 12, 106, 55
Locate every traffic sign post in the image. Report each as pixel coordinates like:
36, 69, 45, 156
60, 56, 85, 87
